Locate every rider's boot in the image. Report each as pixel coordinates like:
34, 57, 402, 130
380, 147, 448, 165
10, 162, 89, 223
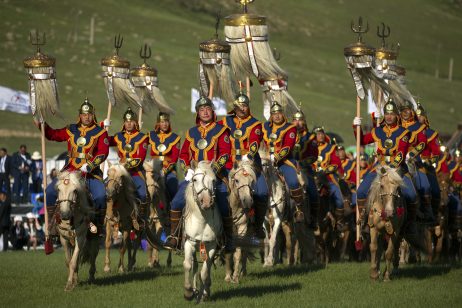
254, 201, 267, 239
96, 209, 106, 236
164, 210, 182, 250
334, 208, 345, 232
223, 216, 234, 252
309, 201, 320, 230
357, 198, 367, 229
290, 187, 306, 223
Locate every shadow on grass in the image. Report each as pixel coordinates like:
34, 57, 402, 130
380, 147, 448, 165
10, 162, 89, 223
394, 263, 460, 280
211, 282, 302, 301
248, 264, 325, 279
81, 267, 182, 287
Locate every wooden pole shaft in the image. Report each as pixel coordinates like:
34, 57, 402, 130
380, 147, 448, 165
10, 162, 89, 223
138, 106, 143, 130
208, 79, 214, 100
40, 121, 49, 238
355, 95, 361, 242
246, 76, 251, 99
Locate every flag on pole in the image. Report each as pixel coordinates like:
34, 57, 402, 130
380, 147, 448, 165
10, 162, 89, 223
191, 88, 227, 115
0, 85, 31, 114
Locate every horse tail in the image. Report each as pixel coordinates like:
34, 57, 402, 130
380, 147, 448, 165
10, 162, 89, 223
79, 232, 100, 265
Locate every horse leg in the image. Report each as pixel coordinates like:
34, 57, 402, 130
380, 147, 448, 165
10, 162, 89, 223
232, 247, 242, 283
424, 227, 434, 263
118, 231, 128, 273
60, 236, 71, 268
88, 236, 98, 283
383, 237, 396, 282
183, 240, 195, 301
369, 227, 379, 280
65, 242, 80, 291
104, 223, 112, 273
340, 229, 350, 261
197, 244, 215, 303
167, 251, 172, 268
127, 232, 136, 272
435, 229, 444, 262
282, 221, 294, 265
224, 251, 232, 283
264, 217, 281, 267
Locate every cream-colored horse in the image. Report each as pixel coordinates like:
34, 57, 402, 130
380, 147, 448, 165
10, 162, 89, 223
104, 164, 142, 273
225, 160, 256, 283
55, 171, 99, 291
183, 161, 222, 302
144, 159, 172, 267
259, 148, 293, 267
367, 166, 406, 281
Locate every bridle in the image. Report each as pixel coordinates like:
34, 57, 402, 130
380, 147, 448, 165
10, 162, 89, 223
230, 167, 255, 196
105, 177, 122, 197
191, 172, 216, 207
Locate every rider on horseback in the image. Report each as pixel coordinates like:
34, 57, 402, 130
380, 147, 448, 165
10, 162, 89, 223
105, 107, 149, 229
312, 126, 346, 230
416, 103, 443, 221
291, 108, 320, 228
219, 91, 267, 239
353, 99, 418, 233
262, 101, 305, 223
148, 112, 181, 201
36, 97, 109, 234
165, 96, 233, 251
400, 101, 435, 225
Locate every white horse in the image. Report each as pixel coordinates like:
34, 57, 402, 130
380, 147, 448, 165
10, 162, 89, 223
183, 161, 222, 302
55, 171, 99, 291
259, 148, 292, 266
225, 160, 256, 283
144, 159, 172, 268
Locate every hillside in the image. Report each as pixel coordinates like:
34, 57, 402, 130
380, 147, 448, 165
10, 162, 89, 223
1, 0, 461, 155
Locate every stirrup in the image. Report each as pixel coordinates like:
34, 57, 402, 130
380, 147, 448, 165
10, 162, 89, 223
163, 236, 178, 250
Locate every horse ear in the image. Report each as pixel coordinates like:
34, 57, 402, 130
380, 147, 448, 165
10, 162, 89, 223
380, 167, 386, 175
190, 160, 198, 170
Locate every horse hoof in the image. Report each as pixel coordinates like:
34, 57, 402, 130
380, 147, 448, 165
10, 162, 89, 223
184, 289, 195, 301
88, 276, 95, 284
64, 282, 75, 292
231, 277, 239, 284
118, 267, 125, 273
104, 265, 111, 273
224, 275, 231, 283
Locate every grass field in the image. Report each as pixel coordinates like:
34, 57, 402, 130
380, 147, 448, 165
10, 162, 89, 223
1, 0, 462, 155
1, 249, 461, 307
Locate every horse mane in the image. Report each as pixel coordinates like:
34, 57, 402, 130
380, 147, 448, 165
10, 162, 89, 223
229, 160, 257, 183
57, 171, 94, 216
108, 164, 138, 203
367, 166, 405, 208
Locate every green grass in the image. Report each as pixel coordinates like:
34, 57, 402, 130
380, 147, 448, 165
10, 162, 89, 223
1, 0, 462, 155
0, 249, 461, 307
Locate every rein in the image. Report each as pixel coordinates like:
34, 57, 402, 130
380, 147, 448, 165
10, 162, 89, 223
191, 172, 216, 207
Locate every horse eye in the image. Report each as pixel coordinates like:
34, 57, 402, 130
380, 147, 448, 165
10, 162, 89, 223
235, 179, 239, 184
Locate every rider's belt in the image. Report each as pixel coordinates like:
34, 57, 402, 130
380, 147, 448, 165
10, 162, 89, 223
270, 146, 275, 153
159, 155, 164, 161
378, 155, 391, 163
232, 149, 247, 157
70, 153, 87, 159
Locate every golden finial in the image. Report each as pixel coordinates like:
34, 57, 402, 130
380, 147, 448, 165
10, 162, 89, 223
236, 0, 255, 13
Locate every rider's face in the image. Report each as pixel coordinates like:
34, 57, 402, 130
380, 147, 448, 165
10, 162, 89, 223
384, 113, 397, 125
159, 120, 170, 132
418, 115, 426, 124
235, 105, 250, 119
400, 108, 412, 121
124, 120, 136, 132
316, 132, 325, 143
292, 119, 305, 130
79, 113, 94, 126
337, 149, 346, 160
271, 112, 284, 125
198, 106, 213, 123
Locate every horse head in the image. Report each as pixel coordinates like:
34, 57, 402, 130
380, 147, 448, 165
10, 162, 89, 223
56, 171, 84, 221
376, 166, 404, 218
190, 161, 216, 210
229, 160, 256, 209
105, 164, 125, 200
